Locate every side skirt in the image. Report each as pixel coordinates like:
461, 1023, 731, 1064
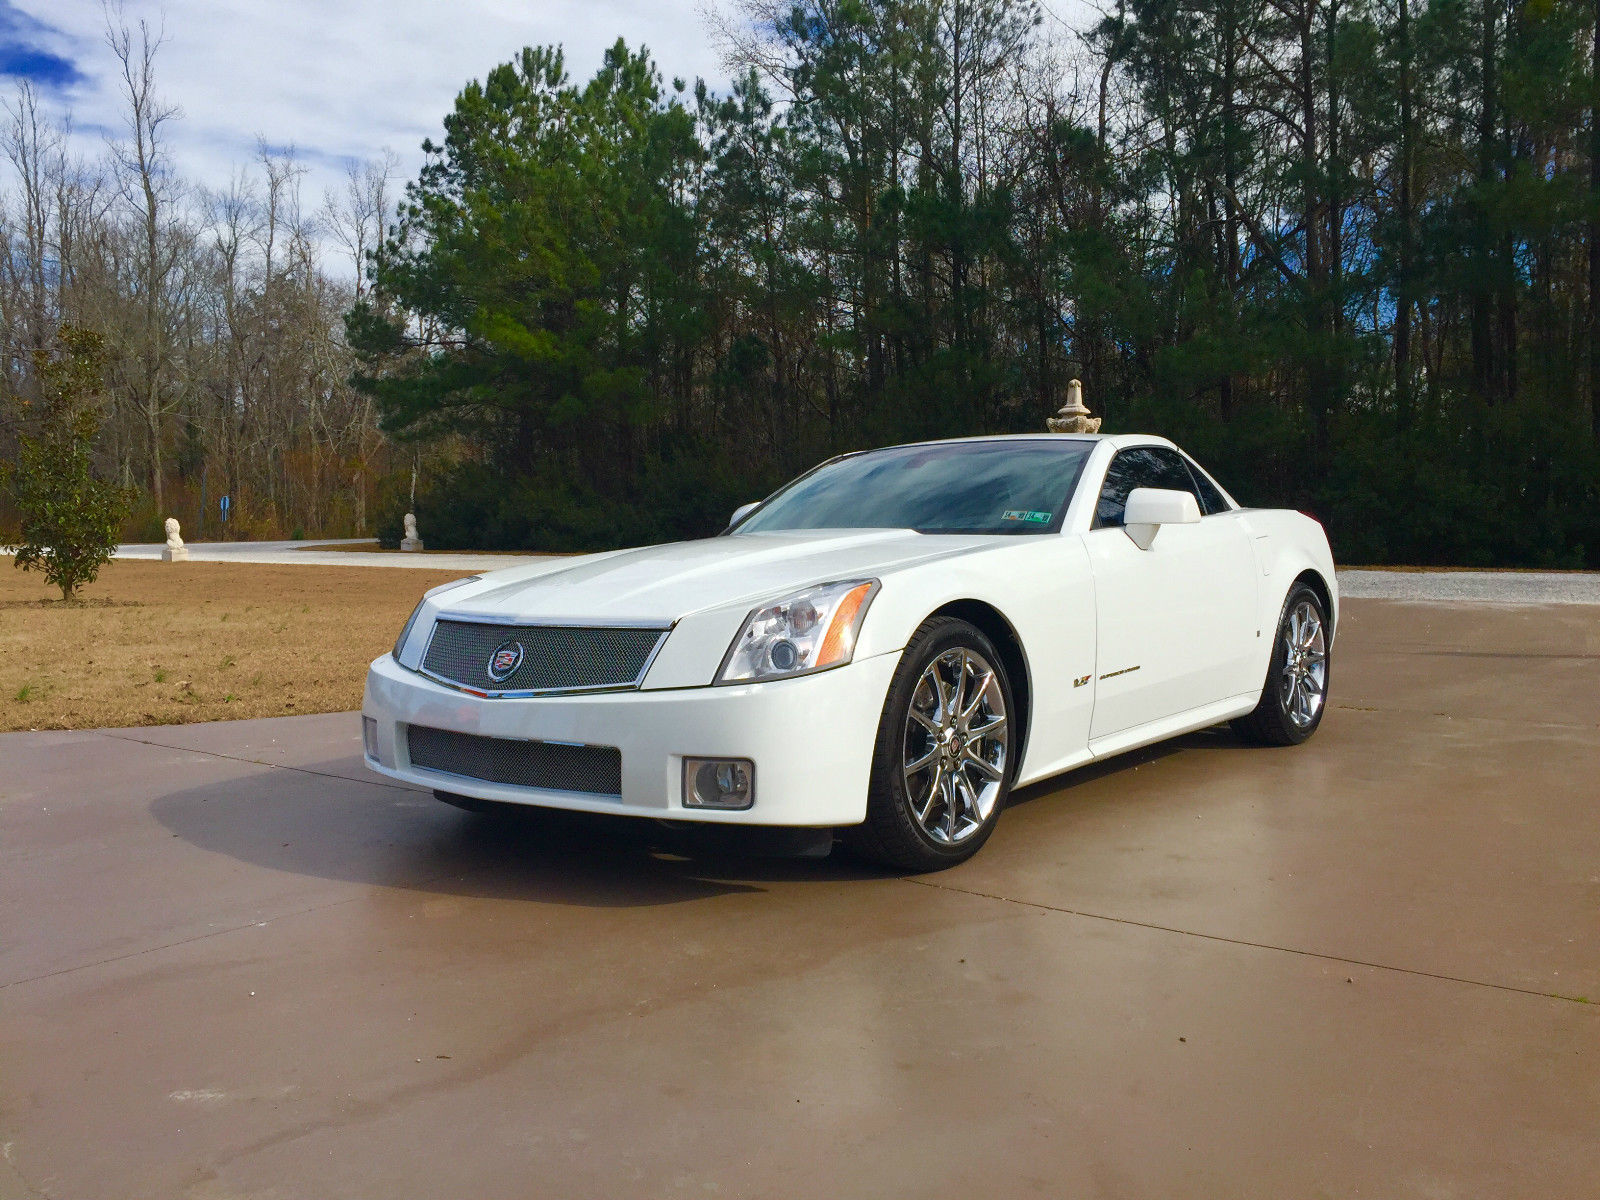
1084, 693, 1260, 762
1012, 693, 1260, 792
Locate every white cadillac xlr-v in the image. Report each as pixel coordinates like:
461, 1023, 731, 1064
363, 434, 1336, 870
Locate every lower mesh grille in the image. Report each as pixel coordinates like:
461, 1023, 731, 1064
406, 726, 622, 796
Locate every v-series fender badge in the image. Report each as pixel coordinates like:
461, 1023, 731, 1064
1073, 674, 1091, 688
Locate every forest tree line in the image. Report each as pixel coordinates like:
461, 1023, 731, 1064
8, 0, 1600, 564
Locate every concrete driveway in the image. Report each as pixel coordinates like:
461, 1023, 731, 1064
2, 599, 1597, 1199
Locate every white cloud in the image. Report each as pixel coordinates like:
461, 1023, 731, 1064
11, 0, 731, 241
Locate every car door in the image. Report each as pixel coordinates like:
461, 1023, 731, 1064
1086, 446, 1259, 742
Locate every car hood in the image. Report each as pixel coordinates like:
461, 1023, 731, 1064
438, 530, 999, 624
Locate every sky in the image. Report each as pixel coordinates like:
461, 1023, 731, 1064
3, 0, 732, 226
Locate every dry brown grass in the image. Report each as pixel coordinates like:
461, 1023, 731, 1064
0, 559, 474, 731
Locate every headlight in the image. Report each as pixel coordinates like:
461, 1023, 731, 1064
393, 575, 480, 660
717, 579, 879, 684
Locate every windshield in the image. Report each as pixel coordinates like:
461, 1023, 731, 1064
735, 439, 1095, 536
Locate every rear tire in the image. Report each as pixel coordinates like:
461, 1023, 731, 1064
843, 617, 1016, 872
1232, 582, 1331, 746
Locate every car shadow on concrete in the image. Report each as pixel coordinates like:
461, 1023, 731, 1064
1003, 726, 1241, 813
149, 756, 883, 909
149, 725, 1251, 907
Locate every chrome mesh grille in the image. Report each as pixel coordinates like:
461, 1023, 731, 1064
421, 620, 666, 694
406, 726, 622, 796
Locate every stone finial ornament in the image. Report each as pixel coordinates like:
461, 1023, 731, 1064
1046, 379, 1101, 434
400, 512, 424, 552
162, 517, 189, 562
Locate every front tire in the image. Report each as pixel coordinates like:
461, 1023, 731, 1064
844, 617, 1015, 872
1232, 582, 1331, 746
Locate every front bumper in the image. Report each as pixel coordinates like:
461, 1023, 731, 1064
361, 650, 900, 826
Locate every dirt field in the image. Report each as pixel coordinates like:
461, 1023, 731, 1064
0, 560, 474, 731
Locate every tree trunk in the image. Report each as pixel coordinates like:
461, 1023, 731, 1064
1591, 0, 1600, 441
1395, 0, 1415, 427
1297, 0, 1331, 459
1471, 0, 1498, 403
1220, 0, 1240, 420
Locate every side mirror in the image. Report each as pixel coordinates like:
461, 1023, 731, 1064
729, 502, 759, 529
1123, 487, 1201, 550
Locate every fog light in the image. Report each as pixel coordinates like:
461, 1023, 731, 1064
362, 716, 379, 760
683, 757, 754, 810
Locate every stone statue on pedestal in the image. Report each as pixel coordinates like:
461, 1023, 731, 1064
1046, 379, 1101, 434
401, 513, 424, 552
162, 518, 189, 562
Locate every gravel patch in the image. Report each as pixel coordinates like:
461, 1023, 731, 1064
1338, 569, 1600, 606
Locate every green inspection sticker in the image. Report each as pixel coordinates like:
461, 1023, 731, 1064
1001, 509, 1053, 524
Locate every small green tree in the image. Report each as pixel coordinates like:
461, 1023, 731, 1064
3, 327, 131, 601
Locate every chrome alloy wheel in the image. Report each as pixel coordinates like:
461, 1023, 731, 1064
1279, 598, 1328, 728
902, 647, 1008, 845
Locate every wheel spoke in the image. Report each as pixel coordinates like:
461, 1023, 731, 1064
1300, 606, 1322, 649
914, 766, 942, 824
905, 745, 940, 774
933, 662, 955, 725
950, 652, 970, 720
962, 750, 1003, 781
968, 713, 1006, 738
959, 671, 993, 724
908, 703, 939, 733
953, 772, 979, 819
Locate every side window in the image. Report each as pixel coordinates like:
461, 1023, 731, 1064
1095, 447, 1207, 527
1182, 455, 1231, 515
1094, 449, 1166, 527
1146, 448, 1205, 502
